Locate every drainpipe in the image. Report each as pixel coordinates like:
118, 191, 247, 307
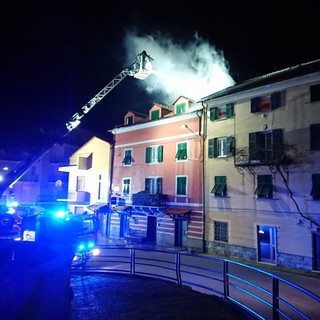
201, 102, 207, 253
106, 131, 116, 236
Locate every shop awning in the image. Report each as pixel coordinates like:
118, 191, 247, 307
87, 203, 109, 213
165, 209, 191, 221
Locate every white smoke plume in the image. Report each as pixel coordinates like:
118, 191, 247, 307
124, 31, 235, 104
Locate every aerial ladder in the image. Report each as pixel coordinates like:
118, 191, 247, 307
0, 51, 153, 197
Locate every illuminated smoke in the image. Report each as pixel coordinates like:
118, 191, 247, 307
124, 31, 235, 104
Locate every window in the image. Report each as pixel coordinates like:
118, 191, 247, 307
310, 123, 320, 151
211, 176, 227, 197
310, 84, 320, 102
125, 116, 133, 125
251, 92, 284, 113
176, 176, 187, 196
208, 136, 234, 158
249, 129, 283, 163
151, 109, 160, 120
145, 177, 162, 194
175, 142, 187, 160
214, 221, 228, 242
210, 103, 234, 121
255, 175, 273, 198
122, 149, 133, 165
122, 178, 131, 196
146, 145, 163, 163
76, 176, 85, 191
176, 102, 186, 115
311, 174, 320, 200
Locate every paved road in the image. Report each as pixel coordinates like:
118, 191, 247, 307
90, 237, 320, 319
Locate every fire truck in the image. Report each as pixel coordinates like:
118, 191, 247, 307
0, 51, 153, 263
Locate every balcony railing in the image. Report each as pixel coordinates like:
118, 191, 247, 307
132, 191, 167, 207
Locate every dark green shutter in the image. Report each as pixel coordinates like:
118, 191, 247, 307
208, 138, 214, 158
227, 136, 234, 156
210, 107, 217, 121
272, 129, 283, 161
271, 92, 281, 109
145, 178, 151, 192
157, 146, 163, 162
251, 97, 260, 113
226, 103, 234, 118
156, 178, 162, 193
151, 109, 160, 120
146, 147, 151, 163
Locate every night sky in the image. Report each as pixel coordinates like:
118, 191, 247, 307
1, 0, 319, 151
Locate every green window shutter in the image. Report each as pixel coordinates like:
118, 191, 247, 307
249, 132, 259, 161
211, 176, 227, 196
156, 178, 162, 193
208, 138, 214, 158
255, 175, 272, 198
271, 92, 281, 109
272, 129, 283, 161
176, 142, 187, 160
151, 109, 160, 120
226, 103, 234, 118
251, 97, 260, 113
227, 136, 234, 156
213, 138, 218, 158
145, 178, 151, 192
177, 176, 187, 195
210, 107, 217, 121
176, 103, 186, 115
157, 146, 163, 162
146, 147, 151, 163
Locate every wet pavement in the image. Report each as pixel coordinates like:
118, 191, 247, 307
70, 272, 253, 320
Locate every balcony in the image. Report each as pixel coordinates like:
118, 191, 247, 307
132, 191, 167, 207
65, 191, 91, 204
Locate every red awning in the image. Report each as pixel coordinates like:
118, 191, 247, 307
165, 209, 191, 215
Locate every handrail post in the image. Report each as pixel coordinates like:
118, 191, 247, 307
223, 260, 229, 299
175, 253, 182, 285
130, 248, 135, 275
272, 277, 280, 320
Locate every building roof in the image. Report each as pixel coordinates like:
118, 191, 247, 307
200, 59, 320, 102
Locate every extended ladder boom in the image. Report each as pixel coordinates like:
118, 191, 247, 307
0, 51, 153, 196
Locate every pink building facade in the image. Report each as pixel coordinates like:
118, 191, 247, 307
108, 97, 204, 251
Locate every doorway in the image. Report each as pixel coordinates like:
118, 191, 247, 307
146, 216, 157, 243
312, 231, 320, 271
174, 219, 188, 248
257, 225, 277, 264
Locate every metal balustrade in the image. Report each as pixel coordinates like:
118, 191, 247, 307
72, 246, 320, 320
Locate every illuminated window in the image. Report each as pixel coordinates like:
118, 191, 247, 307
175, 142, 187, 160
122, 178, 131, 196
211, 176, 227, 197
146, 146, 163, 163
122, 149, 133, 165
176, 176, 187, 196
145, 177, 162, 194
210, 103, 234, 121
251, 91, 284, 113
214, 221, 228, 242
311, 174, 320, 200
255, 175, 273, 198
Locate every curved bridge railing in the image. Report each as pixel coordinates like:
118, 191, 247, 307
72, 245, 320, 320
